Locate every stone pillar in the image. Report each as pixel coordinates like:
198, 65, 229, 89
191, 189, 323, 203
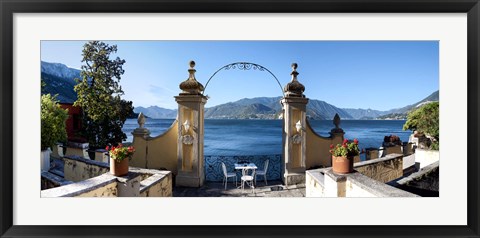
281, 63, 308, 186
131, 112, 151, 168
174, 61, 207, 187
94, 149, 109, 163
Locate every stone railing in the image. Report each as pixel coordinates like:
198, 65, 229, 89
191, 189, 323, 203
42, 156, 172, 197
306, 168, 418, 197
306, 154, 418, 197
63, 155, 110, 182
354, 153, 404, 183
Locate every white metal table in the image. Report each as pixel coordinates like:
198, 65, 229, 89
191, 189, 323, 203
234, 163, 257, 192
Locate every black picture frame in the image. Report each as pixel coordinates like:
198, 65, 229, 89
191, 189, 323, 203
1, 0, 479, 237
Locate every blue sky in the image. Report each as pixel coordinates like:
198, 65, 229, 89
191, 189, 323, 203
41, 41, 439, 111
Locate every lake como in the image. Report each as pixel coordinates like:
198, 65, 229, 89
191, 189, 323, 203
122, 119, 410, 156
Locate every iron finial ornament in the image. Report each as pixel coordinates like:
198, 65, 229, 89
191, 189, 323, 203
179, 60, 204, 95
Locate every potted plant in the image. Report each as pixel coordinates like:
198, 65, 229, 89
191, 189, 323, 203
383, 134, 402, 147
329, 138, 360, 174
41, 94, 68, 172
106, 144, 135, 176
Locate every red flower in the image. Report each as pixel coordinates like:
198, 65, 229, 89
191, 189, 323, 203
342, 144, 347, 148
353, 138, 359, 145
105, 146, 109, 151
343, 139, 348, 144
330, 144, 334, 149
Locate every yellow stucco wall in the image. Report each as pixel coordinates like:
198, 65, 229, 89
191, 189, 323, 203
130, 121, 179, 174
305, 119, 343, 169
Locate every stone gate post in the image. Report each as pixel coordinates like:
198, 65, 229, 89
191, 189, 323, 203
175, 61, 207, 187
281, 63, 309, 186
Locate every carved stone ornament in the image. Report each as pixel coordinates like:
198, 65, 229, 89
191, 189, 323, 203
333, 113, 340, 128
331, 113, 344, 133
292, 134, 302, 144
182, 135, 194, 145
137, 112, 146, 128
179, 60, 205, 95
283, 63, 305, 97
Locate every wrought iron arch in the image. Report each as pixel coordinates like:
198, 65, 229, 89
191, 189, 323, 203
203, 62, 284, 96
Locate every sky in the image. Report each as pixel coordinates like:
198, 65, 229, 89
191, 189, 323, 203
41, 41, 439, 111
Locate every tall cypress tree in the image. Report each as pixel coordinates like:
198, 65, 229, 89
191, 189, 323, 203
74, 41, 133, 148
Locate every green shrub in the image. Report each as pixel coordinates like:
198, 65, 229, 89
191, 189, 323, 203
41, 94, 68, 150
403, 102, 439, 139
403, 102, 439, 149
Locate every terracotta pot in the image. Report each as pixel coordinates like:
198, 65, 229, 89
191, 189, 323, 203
332, 156, 354, 174
110, 157, 129, 176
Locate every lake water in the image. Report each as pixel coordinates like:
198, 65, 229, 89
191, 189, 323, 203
122, 119, 411, 156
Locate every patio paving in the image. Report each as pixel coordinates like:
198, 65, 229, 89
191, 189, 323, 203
173, 180, 306, 197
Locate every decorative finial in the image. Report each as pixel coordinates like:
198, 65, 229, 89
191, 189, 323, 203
291, 62, 299, 81
138, 112, 146, 128
283, 62, 304, 97
333, 113, 340, 129
179, 60, 204, 95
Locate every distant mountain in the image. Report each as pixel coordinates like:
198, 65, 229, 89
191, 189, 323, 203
203, 96, 354, 120
134, 106, 177, 119
41, 61, 82, 104
41, 72, 78, 104
342, 108, 386, 120
377, 90, 439, 119
41, 61, 81, 80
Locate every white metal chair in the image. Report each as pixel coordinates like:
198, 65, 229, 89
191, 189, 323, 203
221, 162, 237, 190
241, 168, 255, 193
255, 159, 269, 186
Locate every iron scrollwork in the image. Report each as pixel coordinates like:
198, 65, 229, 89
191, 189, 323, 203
203, 62, 284, 95
224, 62, 266, 71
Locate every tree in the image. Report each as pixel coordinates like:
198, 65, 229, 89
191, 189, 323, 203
74, 41, 133, 148
403, 102, 439, 148
41, 94, 68, 150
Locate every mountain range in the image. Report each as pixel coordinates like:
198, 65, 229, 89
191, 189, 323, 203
40, 61, 439, 120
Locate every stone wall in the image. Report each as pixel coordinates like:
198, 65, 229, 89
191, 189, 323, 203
42, 155, 173, 197
130, 120, 179, 175
41, 173, 118, 197
130, 167, 173, 197
414, 148, 440, 169
63, 156, 110, 182
304, 119, 343, 170
306, 168, 418, 197
354, 153, 404, 183
42, 169, 172, 197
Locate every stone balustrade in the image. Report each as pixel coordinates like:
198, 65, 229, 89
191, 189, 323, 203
306, 154, 418, 197
42, 156, 172, 197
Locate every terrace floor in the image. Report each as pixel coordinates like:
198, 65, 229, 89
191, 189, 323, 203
173, 180, 306, 197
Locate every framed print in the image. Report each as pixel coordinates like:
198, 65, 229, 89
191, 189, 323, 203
1, 0, 479, 237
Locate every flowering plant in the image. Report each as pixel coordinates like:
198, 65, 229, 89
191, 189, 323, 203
329, 138, 360, 158
106, 144, 135, 162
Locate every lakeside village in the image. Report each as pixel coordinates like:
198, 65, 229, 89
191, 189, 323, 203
41, 41, 439, 198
